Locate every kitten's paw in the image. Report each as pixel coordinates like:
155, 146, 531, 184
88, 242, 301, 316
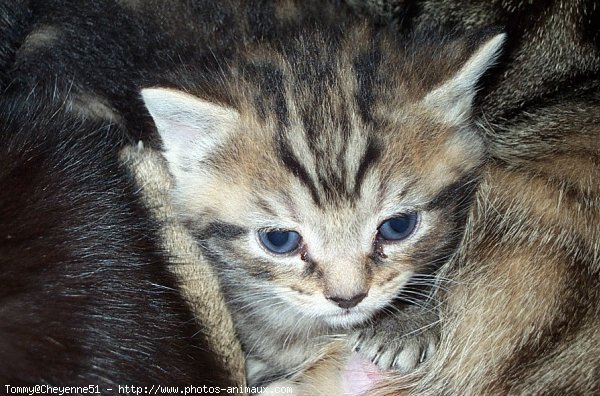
352, 310, 439, 373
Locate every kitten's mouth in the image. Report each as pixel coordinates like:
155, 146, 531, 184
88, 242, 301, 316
321, 308, 373, 328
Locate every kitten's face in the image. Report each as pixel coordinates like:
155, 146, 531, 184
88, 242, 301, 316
143, 33, 504, 328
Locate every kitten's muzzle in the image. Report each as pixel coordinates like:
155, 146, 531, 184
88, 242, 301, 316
326, 292, 368, 309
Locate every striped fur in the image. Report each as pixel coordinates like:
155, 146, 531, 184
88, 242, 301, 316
143, 18, 503, 385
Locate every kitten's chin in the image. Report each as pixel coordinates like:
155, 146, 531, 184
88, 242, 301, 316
320, 310, 373, 329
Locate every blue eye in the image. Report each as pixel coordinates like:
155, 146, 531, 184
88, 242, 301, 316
258, 230, 301, 254
378, 213, 418, 241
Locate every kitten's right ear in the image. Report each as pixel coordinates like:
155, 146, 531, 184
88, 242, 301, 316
141, 87, 238, 172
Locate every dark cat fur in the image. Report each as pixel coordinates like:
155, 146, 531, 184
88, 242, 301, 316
6, 0, 357, 143
0, 0, 31, 88
0, 91, 232, 387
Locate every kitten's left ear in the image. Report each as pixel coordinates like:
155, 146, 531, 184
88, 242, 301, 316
141, 87, 239, 175
423, 33, 506, 124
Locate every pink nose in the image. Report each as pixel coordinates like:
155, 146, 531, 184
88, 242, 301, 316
326, 293, 367, 309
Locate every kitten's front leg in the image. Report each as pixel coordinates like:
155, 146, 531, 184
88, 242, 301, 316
352, 305, 440, 373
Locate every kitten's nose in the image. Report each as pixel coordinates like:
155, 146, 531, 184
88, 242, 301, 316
327, 293, 367, 309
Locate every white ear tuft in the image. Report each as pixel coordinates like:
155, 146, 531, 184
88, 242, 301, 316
141, 87, 238, 176
423, 33, 506, 124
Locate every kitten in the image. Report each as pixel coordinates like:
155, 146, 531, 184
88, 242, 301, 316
0, 90, 232, 386
141, 19, 505, 385
5, 0, 506, 387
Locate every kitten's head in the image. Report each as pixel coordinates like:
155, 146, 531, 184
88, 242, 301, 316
142, 32, 504, 328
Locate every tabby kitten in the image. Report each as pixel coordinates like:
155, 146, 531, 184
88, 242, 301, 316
141, 17, 505, 384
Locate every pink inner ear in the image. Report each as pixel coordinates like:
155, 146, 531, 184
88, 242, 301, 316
162, 121, 200, 147
341, 353, 386, 396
